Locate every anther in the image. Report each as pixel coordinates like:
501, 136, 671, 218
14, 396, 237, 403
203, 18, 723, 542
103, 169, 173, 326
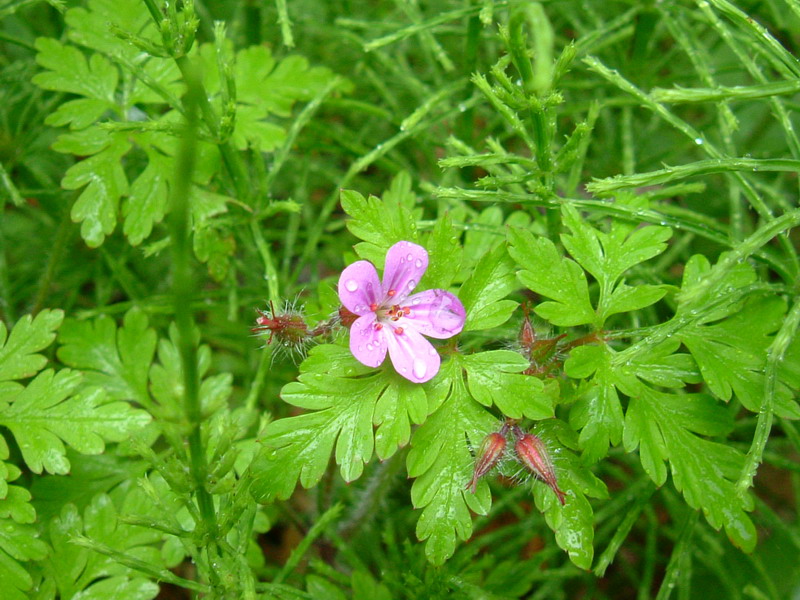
369, 303, 378, 311
374, 323, 383, 330
394, 327, 404, 335
387, 289, 396, 297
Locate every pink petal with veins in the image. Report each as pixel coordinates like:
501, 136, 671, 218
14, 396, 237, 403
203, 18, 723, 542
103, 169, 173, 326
338, 260, 382, 315
401, 289, 465, 339
349, 314, 387, 367
384, 322, 440, 383
381, 241, 428, 304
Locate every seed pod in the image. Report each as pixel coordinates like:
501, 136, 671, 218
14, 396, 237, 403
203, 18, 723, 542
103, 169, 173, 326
466, 432, 507, 493
514, 431, 566, 505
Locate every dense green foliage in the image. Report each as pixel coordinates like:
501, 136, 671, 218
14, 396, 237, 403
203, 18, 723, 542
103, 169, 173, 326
1, 0, 800, 597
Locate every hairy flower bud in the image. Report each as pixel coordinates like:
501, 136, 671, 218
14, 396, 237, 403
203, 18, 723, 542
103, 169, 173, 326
519, 303, 535, 359
466, 432, 507, 493
513, 429, 566, 505
253, 301, 309, 346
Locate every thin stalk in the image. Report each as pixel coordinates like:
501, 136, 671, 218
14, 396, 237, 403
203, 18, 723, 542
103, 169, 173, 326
173, 55, 251, 204
655, 511, 698, 600
736, 296, 800, 496
30, 205, 73, 315
588, 158, 800, 196
167, 61, 219, 550
72, 535, 209, 594
272, 504, 343, 585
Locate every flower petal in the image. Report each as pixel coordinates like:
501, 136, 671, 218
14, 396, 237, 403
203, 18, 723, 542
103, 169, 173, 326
384, 322, 440, 383
381, 241, 428, 304
349, 314, 388, 368
338, 260, 382, 315
400, 289, 465, 339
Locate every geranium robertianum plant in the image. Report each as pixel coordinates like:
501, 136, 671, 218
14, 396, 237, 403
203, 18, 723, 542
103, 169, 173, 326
4, 0, 800, 597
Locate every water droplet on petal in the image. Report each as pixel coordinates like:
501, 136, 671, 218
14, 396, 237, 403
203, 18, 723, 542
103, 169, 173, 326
345, 279, 359, 292
366, 343, 374, 351
407, 279, 416, 289
428, 348, 437, 356
415, 259, 423, 268
412, 298, 421, 305
407, 253, 414, 261
413, 358, 428, 379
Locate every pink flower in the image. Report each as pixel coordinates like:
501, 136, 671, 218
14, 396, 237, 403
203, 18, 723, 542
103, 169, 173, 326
338, 240, 466, 383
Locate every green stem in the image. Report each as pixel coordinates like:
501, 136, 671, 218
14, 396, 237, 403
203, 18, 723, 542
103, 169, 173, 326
588, 157, 800, 195
173, 55, 252, 203
736, 296, 800, 496
168, 60, 219, 548
72, 535, 209, 594
273, 504, 343, 585
655, 511, 697, 600
30, 211, 72, 315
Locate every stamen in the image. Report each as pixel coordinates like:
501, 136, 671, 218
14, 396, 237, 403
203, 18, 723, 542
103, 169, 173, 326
394, 327, 404, 335
387, 289, 396, 297
374, 323, 383, 330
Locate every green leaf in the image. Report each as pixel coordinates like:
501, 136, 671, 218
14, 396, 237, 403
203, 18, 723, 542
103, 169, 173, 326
462, 350, 552, 419
623, 386, 755, 551
626, 339, 701, 389
420, 211, 462, 290
149, 324, 232, 417
63, 134, 131, 247
458, 243, 518, 331
122, 149, 172, 246
564, 345, 624, 463
251, 345, 427, 501
202, 43, 343, 152
0, 483, 35, 524
373, 376, 427, 460
460, 205, 503, 277
507, 227, 594, 327
407, 358, 496, 565
0, 309, 63, 386
0, 370, 151, 474
57, 309, 156, 406
65, 0, 155, 59
678, 295, 800, 417
0, 518, 48, 600
561, 204, 671, 288
342, 174, 419, 266
603, 283, 667, 318
677, 253, 757, 318
33, 37, 118, 107
41, 492, 164, 600
529, 419, 608, 570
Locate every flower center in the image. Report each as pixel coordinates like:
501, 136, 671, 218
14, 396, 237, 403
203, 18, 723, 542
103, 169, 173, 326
374, 303, 410, 322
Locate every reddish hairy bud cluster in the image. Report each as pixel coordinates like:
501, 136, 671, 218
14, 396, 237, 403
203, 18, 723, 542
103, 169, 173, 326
253, 301, 310, 346
466, 421, 566, 506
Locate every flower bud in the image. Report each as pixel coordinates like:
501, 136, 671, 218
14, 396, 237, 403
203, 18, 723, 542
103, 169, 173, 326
466, 432, 507, 493
514, 431, 566, 505
519, 306, 536, 357
253, 301, 309, 348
